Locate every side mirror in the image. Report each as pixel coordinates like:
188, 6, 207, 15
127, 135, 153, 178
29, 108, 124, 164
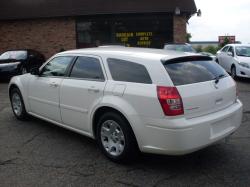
227, 52, 234, 57
30, 67, 40, 76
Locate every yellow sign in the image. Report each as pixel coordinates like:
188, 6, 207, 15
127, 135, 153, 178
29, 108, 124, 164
116, 32, 153, 47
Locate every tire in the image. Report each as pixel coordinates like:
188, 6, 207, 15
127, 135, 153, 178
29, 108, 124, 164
21, 67, 27, 74
216, 58, 219, 64
96, 112, 139, 163
10, 88, 28, 120
231, 66, 237, 80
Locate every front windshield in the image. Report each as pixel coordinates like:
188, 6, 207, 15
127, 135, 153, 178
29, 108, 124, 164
236, 46, 250, 57
0, 51, 27, 60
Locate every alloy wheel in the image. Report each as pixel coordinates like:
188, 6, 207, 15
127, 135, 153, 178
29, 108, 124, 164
12, 93, 22, 116
100, 120, 125, 156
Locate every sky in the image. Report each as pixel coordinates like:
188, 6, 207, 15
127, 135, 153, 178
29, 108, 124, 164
187, 0, 250, 44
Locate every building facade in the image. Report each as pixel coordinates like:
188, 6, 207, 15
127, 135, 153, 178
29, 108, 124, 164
0, 0, 196, 58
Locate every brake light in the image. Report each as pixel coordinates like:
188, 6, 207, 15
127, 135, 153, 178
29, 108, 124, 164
157, 86, 184, 116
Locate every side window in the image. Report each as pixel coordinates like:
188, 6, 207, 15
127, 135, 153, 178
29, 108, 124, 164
107, 58, 152, 84
0, 52, 10, 60
70, 56, 105, 80
222, 46, 229, 52
228, 47, 235, 56
40, 56, 73, 77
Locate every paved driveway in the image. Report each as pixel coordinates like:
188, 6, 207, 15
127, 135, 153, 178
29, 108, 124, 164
0, 79, 250, 187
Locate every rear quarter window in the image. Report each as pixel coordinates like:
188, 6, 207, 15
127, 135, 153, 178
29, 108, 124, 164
164, 60, 228, 86
107, 58, 152, 84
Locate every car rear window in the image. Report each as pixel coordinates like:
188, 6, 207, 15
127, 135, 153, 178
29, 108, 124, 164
163, 59, 228, 86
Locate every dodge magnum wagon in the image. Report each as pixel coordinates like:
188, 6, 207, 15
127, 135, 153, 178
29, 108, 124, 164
9, 47, 243, 162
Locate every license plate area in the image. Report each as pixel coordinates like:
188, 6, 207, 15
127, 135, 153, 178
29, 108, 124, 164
210, 116, 235, 139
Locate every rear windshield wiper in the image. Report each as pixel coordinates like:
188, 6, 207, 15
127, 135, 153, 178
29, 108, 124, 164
214, 74, 226, 84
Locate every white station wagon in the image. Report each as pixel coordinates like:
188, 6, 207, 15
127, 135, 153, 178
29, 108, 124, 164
9, 47, 243, 162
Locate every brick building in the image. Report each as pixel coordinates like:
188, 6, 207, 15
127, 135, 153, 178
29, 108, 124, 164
0, 0, 197, 58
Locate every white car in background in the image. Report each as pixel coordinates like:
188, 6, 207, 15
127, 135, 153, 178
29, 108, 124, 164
9, 47, 242, 163
216, 44, 250, 79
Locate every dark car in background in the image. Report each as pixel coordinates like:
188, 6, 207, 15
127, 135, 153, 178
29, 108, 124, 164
164, 43, 197, 53
0, 49, 45, 79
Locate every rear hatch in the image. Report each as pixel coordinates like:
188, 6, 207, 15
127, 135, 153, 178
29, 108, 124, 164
163, 56, 237, 119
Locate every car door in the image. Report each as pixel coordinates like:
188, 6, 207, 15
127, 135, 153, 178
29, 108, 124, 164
28, 56, 74, 122
223, 46, 235, 72
218, 46, 229, 69
60, 55, 106, 132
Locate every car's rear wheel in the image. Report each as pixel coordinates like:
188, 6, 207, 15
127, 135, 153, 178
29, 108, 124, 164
10, 88, 28, 120
231, 66, 237, 79
96, 112, 138, 163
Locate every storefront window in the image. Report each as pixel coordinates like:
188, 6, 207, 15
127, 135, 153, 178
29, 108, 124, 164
76, 14, 173, 49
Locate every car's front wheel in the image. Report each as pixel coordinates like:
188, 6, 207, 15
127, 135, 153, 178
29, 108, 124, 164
231, 66, 237, 79
96, 112, 138, 163
10, 88, 28, 120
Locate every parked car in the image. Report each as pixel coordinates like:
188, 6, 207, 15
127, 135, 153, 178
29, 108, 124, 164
164, 43, 197, 53
216, 44, 250, 79
9, 47, 242, 163
0, 49, 45, 78
199, 52, 216, 61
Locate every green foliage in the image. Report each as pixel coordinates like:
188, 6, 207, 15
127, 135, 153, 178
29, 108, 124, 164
186, 33, 192, 43
195, 45, 203, 53
220, 37, 230, 48
203, 46, 218, 55
195, 45, 221, 55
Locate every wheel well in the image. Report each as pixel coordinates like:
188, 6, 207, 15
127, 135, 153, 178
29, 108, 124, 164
92, 107, 133, 138
231, 64, 236, 70
9, 84, 19, 98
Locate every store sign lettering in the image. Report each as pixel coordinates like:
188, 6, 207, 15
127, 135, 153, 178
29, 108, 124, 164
116, 32, 153, 47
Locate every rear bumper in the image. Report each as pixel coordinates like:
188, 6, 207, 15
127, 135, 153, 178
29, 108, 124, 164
138, 100, 243, 155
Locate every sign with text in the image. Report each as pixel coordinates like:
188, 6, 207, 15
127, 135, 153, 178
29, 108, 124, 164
219, 36, 236, 44
116, 32, 153, 47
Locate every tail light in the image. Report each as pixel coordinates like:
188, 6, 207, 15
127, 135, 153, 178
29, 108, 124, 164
157, 86, 184, 116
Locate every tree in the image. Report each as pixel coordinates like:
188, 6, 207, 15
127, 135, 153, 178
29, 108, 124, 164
195, 45, 203, 53
186, 33, 192, 43
220, 36, 230, 48
203, 45, 217, 55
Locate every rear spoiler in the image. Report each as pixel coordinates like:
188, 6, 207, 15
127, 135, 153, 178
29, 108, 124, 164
161, 55, 213, 65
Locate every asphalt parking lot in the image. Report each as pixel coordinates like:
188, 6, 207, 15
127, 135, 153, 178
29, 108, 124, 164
0, 79, 250, 187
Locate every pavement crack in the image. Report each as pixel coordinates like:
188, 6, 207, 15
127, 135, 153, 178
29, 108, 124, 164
152, 174, 177, 187
116, 180, 140, 187
0, 158, 18, 166
22, 131, 46, 147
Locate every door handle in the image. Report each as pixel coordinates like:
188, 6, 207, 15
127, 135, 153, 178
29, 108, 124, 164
49, 82, 59, 88
88, 87, 100, 93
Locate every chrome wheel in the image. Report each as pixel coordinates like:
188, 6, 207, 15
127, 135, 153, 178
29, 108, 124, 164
12, 93, 22, 116
100, 120, 125, 156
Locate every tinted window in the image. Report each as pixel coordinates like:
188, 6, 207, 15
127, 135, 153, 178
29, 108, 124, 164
41, 56, 73, 77
222, 46, 229, 52
164, 60, 228, 86
0, 51, 27, 60
70, 56, 104, 80
107, 58, 152, 84
228, 47, 234, 56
